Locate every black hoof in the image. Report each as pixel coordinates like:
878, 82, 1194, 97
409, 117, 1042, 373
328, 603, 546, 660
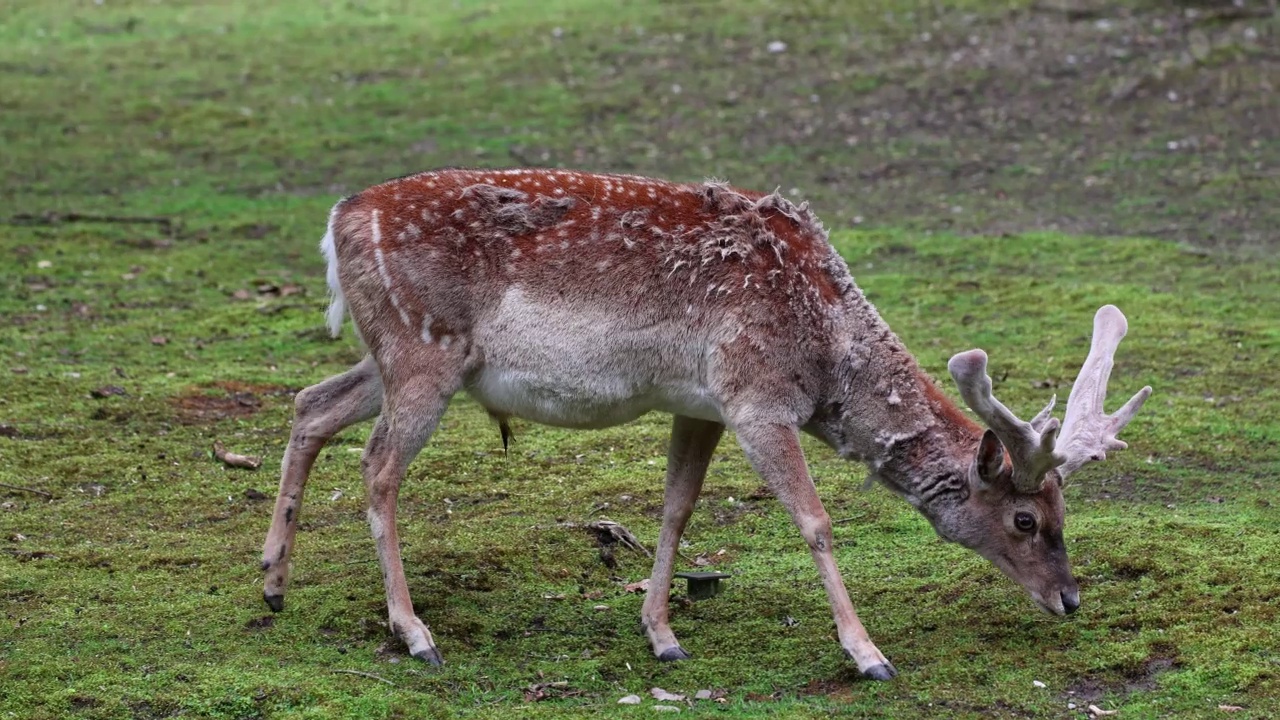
862, 662, 898, 681
263, 593, 284, 613
412, 647, 445, 666
657, 646, 691, 662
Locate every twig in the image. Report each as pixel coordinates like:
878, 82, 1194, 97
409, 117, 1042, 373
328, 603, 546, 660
0, 481, 52, 498
330, 669, 396, 686
212, 441, 262, 470
832, 517, 858, 525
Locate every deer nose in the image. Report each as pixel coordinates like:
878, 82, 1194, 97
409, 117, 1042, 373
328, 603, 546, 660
1061, 590, 1080, 615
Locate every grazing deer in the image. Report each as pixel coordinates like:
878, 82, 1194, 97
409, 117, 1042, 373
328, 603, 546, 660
260, 168, 1150, 679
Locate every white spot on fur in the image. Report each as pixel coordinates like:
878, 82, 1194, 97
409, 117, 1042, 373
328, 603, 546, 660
591, 206, 602, 221
370, 209, 382, 245
374, 248, 393, 289
887, 388, 902, 406
421, 313, 434, 344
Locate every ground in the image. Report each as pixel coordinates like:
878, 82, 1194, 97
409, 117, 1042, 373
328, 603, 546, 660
1, 0, 1278, 718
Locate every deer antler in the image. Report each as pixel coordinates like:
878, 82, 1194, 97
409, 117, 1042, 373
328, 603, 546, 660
1056, 305, 1152, 480
947, 305, 1151, 493
947, 349, 1065, 493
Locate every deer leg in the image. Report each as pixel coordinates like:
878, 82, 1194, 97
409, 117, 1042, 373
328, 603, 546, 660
361, 357, 462, 665
641, 415, 724, 662
735, 422, 897, 681
262, 355, 382, 612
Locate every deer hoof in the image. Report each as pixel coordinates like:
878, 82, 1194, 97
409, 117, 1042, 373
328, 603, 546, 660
263, 593, 284, 613
862, 662, 897, 681
657, 646, 691, 662
412, 647, 445, 666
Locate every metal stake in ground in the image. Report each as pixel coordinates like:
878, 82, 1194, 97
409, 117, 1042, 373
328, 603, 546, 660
674, 571, 731, 601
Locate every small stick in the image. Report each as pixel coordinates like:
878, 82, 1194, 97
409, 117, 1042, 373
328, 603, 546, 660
0, 482, 52, 498
212, 441, 262, 470
330, 669, 396, 686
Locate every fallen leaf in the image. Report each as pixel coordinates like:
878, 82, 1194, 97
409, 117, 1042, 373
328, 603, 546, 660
90, 385, 127, 399
624, 578, 650, 593
1089, 705, 1118, 717
1218, 706, 1244, 713
651, 687, 685, 702
244, 488, 268, 501
617, 695, 641, 705
150, 336, 168, 346
694, 690, 712, 700
231, 289, 253, 301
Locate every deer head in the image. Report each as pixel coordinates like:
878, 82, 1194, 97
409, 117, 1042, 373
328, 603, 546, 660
939, 305, 1151, 615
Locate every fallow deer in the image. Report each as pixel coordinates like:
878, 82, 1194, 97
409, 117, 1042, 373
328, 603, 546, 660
259, 168, 1150, 680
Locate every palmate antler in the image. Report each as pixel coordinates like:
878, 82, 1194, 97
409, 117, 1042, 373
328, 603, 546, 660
947, 305, 1152, 493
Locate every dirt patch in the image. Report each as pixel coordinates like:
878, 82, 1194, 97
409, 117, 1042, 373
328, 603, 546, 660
1065, 645, 1181, 702
549, 2, 1280, 253
170, 381, 294, 424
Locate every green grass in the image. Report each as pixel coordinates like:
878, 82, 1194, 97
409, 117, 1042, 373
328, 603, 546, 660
2, 1, 1279, 718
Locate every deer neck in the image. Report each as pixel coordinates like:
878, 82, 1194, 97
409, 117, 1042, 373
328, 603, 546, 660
809, 314, 983, 510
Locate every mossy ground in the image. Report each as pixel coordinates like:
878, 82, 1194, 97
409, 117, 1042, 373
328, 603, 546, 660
1, 1, 1277, 718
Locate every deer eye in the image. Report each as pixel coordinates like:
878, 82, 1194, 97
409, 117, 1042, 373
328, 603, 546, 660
1014, 512, 1037, 533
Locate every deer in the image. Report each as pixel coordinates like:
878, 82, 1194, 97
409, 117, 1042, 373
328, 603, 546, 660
259, 167, 1151, 680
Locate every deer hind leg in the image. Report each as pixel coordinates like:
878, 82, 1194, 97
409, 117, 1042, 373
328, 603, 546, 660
735, 422, 897, 681
641, 415, 724, 661
360, 349, 465, 665
262, 355, 382, 612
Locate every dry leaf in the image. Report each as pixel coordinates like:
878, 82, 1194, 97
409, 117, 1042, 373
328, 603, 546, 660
1218, 706, 1244, 713
651, 687, 685, 702
90, 385, 127, 398
624, 578, 650, 593
150, 336, 168, 346
1089, 705, 1118, 717
617, 695, 641, 705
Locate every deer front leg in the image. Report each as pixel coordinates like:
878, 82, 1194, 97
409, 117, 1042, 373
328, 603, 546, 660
641, 415, 724, 661
262, 356, 382, 611
735, 422, 897, 681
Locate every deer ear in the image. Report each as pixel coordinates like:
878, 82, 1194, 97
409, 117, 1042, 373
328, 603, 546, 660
973, 429, 1007, 486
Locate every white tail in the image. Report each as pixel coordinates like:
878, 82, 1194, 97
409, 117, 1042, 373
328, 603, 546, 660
260, 168, 1150, 679
320, 204, 346, 338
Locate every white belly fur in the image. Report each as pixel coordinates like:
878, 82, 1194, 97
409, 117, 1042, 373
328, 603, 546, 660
464, 288, 723, 429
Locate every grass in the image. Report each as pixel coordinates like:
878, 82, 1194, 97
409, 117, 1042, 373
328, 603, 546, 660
2, 1, 1278, 718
